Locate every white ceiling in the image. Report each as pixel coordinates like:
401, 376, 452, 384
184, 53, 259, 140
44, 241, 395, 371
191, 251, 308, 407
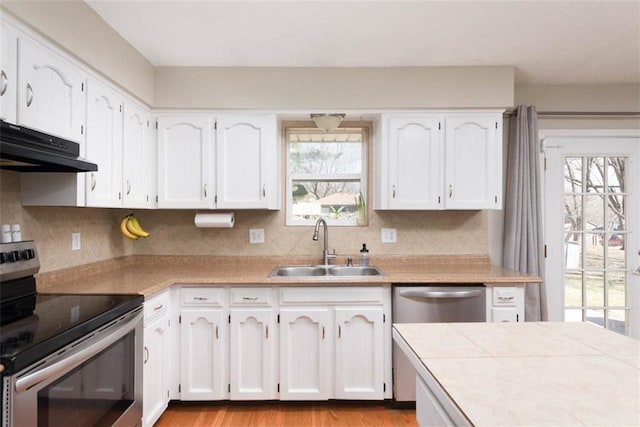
86, 0, 640, 85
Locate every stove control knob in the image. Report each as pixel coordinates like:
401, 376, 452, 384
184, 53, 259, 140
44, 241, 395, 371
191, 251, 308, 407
21, 249, 35, 260
8, 250, 20, 262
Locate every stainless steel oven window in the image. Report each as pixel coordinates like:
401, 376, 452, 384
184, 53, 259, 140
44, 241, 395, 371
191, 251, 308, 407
4, 308, 142, 427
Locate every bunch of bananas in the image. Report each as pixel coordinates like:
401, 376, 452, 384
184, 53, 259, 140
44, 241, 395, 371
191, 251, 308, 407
120, 214, 150, 240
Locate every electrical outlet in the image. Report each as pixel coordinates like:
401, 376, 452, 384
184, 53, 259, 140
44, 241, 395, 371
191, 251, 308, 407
249, 228, 265, 244
381, 228, 397, 243
72, 232, 81, 250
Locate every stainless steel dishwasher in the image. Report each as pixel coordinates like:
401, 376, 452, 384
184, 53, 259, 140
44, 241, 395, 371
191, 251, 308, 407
392, 284, 486, 403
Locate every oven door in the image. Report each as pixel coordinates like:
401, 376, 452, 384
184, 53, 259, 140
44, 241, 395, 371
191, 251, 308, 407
4, 308, 143, 427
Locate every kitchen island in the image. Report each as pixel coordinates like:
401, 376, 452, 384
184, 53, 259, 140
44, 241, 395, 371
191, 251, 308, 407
393, 322, 640, 426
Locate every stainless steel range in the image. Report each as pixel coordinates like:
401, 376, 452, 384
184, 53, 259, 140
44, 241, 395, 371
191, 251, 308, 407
1, 240, 143, 427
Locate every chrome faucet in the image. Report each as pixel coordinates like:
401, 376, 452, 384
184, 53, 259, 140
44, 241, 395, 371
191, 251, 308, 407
312, 218, 336, 266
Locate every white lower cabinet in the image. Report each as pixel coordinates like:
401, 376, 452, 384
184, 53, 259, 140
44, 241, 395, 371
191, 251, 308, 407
334, 307, 385, 399
143, 314, 170, 427
143, 290, 171, 427
485, 285, 525, 322
180, 308, 227, 400
169, 285, 389, 408
279, 308, 331, 400
229, 307, 277, 400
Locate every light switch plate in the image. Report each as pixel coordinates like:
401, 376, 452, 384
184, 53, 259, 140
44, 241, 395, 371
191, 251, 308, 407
72, 232, 81, 250
249, 228, 265, 244
381, 228, 397, 243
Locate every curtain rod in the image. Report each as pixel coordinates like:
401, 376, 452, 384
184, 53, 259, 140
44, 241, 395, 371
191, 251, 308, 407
504, 110, 640, 118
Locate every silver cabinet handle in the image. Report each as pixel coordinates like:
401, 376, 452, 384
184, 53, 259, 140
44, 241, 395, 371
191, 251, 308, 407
15, 311, 141, 393
26, 83, 33, 107
392, 185, 396, 198
0, 70, 7, 96
262, 184, 266, 197
399, 289, 483, 300
203, 184, 207, 198
215, 325, 219, 339
265, 325, 269, 339
338, 324, 341, 338
449, 184, 453, 198
144, 346, 149, 364
322, 326, 325, 339
193, 296, 209, 301
497, 296, 514, 301
90, 173, 96, 191
153, 304, 164, 311
242, 296, 258, 301
126, 179, 131, 195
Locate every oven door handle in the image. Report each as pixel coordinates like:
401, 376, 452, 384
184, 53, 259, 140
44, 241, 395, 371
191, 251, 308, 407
399, 289, 483, 300
15, 311, 141, 393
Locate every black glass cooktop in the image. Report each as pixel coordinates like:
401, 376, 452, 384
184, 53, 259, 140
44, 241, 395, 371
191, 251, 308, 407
1, 293, 143, 375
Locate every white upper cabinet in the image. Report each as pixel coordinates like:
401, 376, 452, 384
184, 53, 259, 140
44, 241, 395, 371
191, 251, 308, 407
156, 116, 213, 209
123, 100, 153, 208
85, 78, 123, 207
375, 111, 502, 210
17, 36, 86, 143
378, 114, 444, 209
216, 114, 278, 209
445, 114, 502, 209
0, 21, 18, 123
156, 114, 279, 210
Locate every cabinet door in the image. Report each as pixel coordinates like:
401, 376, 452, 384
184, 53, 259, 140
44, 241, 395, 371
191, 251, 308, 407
143, 315, 170, 427
384, 115, 444, 209
157, 116, 212, 208
445, 114, 501, 209
17, 36, 85, 143
334, 307, 384, 399
279, 308, 330, 400
229, 308, 276, 400
216, 114, 277, 209
180, 309, 226, 400
85, 78, 123, 207
0, 21, 18, 123
123, 100, 152, 208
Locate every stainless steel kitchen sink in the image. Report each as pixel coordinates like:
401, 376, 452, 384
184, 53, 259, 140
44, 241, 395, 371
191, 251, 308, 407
269, 265, 384, 277
327, 266, 382, 276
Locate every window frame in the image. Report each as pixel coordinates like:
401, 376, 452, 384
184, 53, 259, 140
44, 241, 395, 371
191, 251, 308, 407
285, 123, 369, 226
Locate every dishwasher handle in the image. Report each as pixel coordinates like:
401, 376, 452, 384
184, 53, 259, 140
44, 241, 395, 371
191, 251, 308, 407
399, 289, 483, 300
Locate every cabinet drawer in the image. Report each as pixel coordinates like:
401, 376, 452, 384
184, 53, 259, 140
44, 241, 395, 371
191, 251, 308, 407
280, 287, 384, 305
144, 291, 170, 325
493, 287, 517, 306
181, 287, 225, 306
230, 287, 272, 306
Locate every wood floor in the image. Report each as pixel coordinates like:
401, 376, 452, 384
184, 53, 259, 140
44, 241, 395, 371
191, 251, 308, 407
155, 401, 418, 427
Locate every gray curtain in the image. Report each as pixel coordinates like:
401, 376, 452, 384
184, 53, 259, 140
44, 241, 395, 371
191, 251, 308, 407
503, 105, 548, 321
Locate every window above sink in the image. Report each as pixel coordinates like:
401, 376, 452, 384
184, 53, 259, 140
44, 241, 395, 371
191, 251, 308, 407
285, 122, 370, 226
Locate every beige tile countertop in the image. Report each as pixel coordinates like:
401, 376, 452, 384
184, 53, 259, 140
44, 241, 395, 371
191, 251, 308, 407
36, 254, 541, 297
393, 322, 640, 426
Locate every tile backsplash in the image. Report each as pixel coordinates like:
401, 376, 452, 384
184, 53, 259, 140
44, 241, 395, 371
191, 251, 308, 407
1, 170, 488, 273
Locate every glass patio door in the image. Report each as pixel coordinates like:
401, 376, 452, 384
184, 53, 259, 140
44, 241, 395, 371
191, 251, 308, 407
544, 133, 640, 337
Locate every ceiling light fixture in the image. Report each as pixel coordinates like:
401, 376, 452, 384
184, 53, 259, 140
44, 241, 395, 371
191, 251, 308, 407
310, 113, 345, 132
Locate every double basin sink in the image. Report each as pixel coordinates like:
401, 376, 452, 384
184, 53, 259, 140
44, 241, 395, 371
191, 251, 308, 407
269, 265, 385, 277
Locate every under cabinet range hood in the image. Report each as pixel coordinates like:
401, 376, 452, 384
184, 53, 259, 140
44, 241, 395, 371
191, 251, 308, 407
0, 121, 98, 173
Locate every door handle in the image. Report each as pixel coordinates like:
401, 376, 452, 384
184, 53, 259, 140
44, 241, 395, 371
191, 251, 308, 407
0, 70, 7, 96
26, 83, 33, 107
399, 289, 483, 300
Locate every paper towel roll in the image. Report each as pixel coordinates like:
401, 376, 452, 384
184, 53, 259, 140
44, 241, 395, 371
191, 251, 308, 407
194, 213, 235, 228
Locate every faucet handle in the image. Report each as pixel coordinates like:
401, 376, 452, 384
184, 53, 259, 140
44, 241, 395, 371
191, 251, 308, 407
347, 257, 353, 266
